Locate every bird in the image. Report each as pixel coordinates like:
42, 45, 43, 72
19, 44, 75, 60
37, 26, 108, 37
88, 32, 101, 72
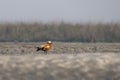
36, 41, 52, 53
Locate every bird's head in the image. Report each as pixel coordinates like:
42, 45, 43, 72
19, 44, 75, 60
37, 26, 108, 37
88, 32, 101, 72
47, 41, 52, 44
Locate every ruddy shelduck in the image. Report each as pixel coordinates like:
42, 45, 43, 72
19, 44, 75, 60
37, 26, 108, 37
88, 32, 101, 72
36, 41, 52, 53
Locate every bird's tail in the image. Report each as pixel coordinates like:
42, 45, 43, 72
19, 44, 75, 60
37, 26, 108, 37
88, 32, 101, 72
36, 47, 41, 51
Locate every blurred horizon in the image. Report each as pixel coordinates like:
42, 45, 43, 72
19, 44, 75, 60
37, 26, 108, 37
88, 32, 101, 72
0, 0, 120, 23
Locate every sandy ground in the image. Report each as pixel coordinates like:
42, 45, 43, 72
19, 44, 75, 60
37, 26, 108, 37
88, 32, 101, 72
0, 54, 120, 80
0, 42, 120, 80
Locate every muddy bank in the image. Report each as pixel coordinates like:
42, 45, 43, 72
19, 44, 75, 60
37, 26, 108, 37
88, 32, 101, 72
0, 42, 120, 55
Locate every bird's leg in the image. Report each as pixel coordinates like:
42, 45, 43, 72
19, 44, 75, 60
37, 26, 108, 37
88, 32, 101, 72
44, 51, 47, 54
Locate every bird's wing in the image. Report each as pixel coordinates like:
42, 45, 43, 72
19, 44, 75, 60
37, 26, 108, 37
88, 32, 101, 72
40, 44, 47, 48
45, 45, 51, 49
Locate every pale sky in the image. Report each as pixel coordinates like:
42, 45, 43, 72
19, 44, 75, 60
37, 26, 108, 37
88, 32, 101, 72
0, 0, 120, 22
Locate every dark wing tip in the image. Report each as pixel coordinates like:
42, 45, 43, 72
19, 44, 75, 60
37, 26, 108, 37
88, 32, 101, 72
36, 47, 41, 51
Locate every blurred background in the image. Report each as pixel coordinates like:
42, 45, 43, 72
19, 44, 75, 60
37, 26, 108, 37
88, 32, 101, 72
0, 0, 120, 42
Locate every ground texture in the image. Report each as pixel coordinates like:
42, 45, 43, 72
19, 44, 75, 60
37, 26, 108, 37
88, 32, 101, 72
0, 42, 120, 80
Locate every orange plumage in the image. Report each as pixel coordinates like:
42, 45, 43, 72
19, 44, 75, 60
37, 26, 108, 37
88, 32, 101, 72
36, 41, 52, 53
